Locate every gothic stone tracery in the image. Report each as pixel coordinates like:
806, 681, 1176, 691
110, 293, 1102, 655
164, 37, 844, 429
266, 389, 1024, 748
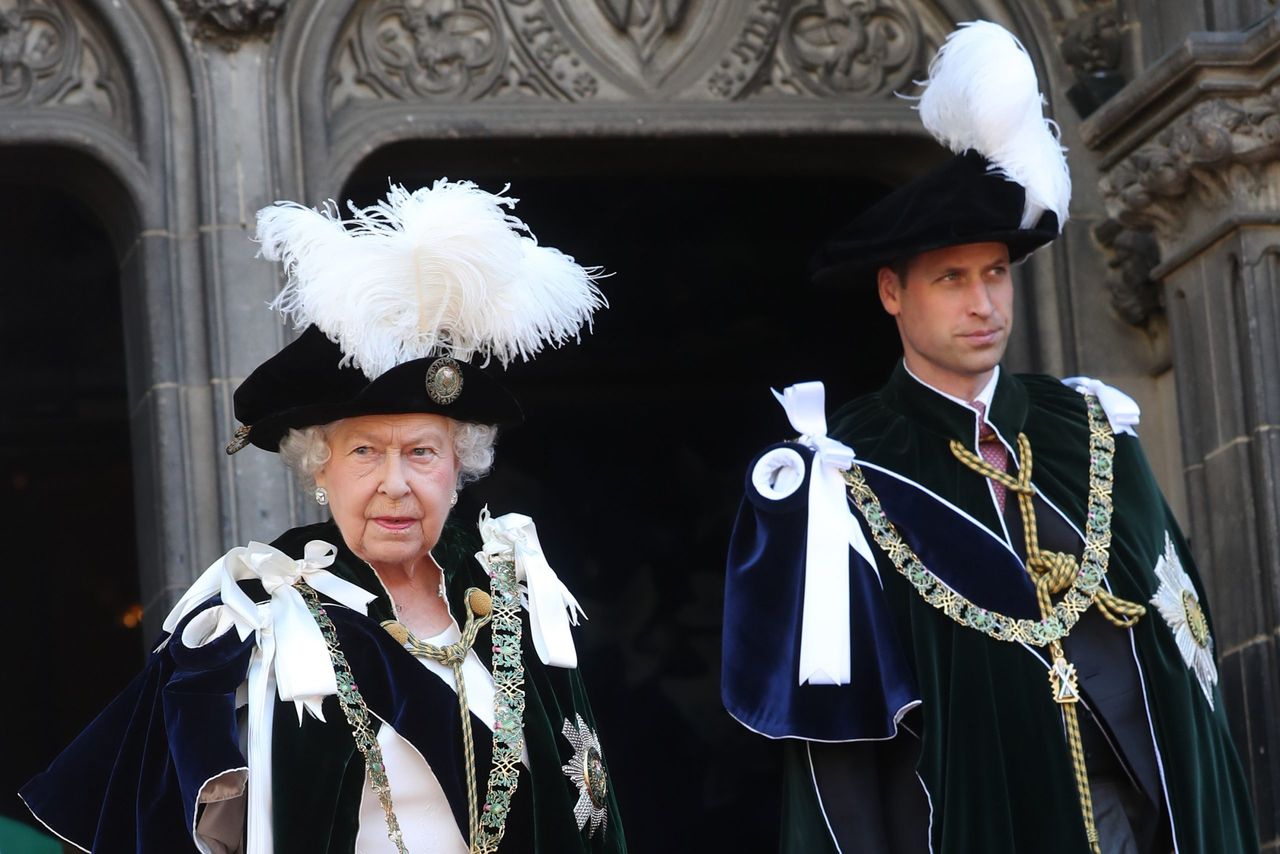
0, 0, 126, 128
326, 0, 946, 113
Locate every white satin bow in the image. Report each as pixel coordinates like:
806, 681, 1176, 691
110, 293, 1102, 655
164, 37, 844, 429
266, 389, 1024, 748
1063, 376, 1140, 436
163, 540, 377, 721
772, 382, 878, 686
162, 540, 377, 854
477, 508, 585, 669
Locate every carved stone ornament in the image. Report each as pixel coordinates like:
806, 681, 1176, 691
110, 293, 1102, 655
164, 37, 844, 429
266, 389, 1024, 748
554, 0, 729, 94
1094, 218, 1162, 327
1059, 5, 1121, 75
0, 0, 126, 124
1058, 4, 1125, 118
330, 0, 505, 107
497, 0, 782, 101
781, 0, 929, 98
1099, 86, 1280, 236
328, 0, 947, 110
173, 0, 287, 40
596, 0, 692, 67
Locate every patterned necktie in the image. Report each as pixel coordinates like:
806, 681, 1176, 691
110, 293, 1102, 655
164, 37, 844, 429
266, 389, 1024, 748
971, 400, 1008, 513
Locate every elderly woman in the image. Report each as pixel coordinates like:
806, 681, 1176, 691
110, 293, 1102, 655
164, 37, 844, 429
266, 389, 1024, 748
22, 182, 624, 854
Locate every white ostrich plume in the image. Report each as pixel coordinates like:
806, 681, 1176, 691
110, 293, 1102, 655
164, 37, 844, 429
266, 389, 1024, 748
917, 20, 1071, 230
256, 180, 607, 379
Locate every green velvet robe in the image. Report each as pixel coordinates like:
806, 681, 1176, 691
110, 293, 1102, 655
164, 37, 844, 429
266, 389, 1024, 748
269, 520, 627, 854
781, 365, 1257, 853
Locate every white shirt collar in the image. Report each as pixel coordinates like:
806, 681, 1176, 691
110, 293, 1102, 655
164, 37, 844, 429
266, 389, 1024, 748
902, 361, 1000, 413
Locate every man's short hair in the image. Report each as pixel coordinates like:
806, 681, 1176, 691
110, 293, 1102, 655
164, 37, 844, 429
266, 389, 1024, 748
884, 257, 911, 287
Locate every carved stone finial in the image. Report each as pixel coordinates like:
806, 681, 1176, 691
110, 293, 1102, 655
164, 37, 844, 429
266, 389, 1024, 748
174, 0, 286, 42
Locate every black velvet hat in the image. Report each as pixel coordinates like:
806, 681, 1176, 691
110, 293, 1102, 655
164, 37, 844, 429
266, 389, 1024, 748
229, 326, 524, 454
812, 150, 1061, 288
226, 180, 604, 454
813, 21, 1071, 288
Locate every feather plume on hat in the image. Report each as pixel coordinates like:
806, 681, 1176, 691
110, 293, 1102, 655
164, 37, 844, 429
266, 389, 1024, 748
917, 20, 1071, 230
256, 180, 606, 380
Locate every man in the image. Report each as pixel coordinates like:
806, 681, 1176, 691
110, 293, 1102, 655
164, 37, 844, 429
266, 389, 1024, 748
722, 21, 1258, 854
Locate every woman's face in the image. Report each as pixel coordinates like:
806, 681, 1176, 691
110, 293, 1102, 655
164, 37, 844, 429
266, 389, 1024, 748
314, 413, 460, 572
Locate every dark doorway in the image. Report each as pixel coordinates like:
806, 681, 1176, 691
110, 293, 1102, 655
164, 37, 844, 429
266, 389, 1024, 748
344, 136, 929, 850
1, 177, 141, 833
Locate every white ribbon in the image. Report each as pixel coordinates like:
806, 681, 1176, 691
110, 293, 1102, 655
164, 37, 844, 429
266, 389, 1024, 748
1063, 376, 1140, 436
477, 508, 585, 669
161, 540, 377, 854
772, 382, 877, 687
751, 447, 807, 500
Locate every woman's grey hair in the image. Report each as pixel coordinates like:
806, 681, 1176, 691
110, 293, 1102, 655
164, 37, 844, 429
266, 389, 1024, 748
278, 420, 498, 491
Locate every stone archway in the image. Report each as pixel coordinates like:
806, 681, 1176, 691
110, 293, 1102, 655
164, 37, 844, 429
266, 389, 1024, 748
0, 147, 143, 826
0, 0, 216, 830
286, 0, 956, 184
0, 0, 214, 629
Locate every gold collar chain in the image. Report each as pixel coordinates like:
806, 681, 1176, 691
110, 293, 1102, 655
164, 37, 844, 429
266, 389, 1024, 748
843, 394, 1138, 647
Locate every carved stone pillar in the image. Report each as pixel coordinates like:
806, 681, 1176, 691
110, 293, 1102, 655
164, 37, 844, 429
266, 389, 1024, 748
170, 0, 304, 558
1084, 15, 1280, 845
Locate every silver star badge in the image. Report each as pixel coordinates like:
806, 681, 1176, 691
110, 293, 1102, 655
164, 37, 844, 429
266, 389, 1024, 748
561, 714, 608, 838
1150, 531, 1218, 708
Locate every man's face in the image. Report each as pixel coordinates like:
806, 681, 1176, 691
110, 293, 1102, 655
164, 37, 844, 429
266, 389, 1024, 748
877, 241, 1013, 399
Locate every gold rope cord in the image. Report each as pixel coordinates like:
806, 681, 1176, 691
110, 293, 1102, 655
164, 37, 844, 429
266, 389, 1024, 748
1060, 676, 1101, 853
949, 432, 1146, 630
948, 417, 1146, 854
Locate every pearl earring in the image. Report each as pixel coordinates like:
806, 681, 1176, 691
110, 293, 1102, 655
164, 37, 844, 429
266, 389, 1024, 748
450, 491, 458, 507
315, 486, 328, 505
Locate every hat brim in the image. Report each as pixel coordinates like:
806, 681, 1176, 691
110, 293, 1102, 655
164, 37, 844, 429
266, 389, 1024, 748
811, 226, 1055, 289
810, 151, 1061, 289
233, 326, 523, 453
